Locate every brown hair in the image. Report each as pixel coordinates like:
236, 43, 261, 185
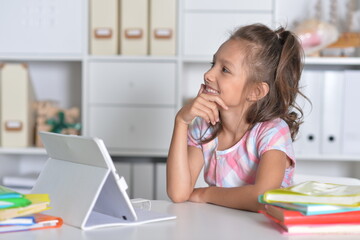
201, 23, 306, 142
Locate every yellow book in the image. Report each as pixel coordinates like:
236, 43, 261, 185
263, 181, 360, 207
0, 194, 50, 221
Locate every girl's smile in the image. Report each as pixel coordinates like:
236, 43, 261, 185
203, 84, 220, 95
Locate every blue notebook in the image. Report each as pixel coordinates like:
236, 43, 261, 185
0, 186, 22, 199
259, 195, 360, 215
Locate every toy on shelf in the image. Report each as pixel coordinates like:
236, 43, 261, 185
35, 101, 81, 147
325, 32, 360, 57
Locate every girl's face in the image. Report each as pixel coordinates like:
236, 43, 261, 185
203, 39, 249, 108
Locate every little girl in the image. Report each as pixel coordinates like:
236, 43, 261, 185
166, 23, 305, 212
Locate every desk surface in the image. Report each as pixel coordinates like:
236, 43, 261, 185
2, 201, 360, 240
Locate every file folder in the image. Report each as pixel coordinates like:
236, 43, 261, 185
90, 0, 119, 55
120, 0, 148, 55
321, 71, 344, 154
342, 70, 360, 154
32, 132, 175, 230
294, 70, 323, 155
0, 63, 35, 147
149, 0, 177, 55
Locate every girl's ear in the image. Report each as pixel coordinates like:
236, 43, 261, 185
247, 82, 269, 102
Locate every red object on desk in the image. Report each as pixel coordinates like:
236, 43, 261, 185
260, 208, 360, 235
0, 213, 63, 233
263, 205, 360, 225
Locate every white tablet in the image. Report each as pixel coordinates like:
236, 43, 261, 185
32, 132, 175, 230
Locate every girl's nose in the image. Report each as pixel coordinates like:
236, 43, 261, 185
204, 68, 215, 83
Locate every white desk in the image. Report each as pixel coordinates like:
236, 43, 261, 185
2, 201, 360, 240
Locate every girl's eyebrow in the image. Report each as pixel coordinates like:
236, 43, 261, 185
221, 59, 235, 69
213, 54, 235, 70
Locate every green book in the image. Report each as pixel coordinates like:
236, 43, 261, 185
0, 198, 32, 209
0, 185, 23, 199
262, 181, 360, 207
0, 186, 31, 209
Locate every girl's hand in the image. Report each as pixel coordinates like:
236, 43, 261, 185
189, 187, 207, 203
176, 84, 228, 125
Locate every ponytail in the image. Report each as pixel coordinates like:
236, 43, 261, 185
274, 27, 306, 140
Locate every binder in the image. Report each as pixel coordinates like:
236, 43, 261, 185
0, 213, 63, 233
32, 132, 175, 230
90, 0, 119, 55
149, 0, 177, 55
120, 0, 148, 55
294, 70, 323, 155
342, 70, 360, 154
321, 71, 344, 154
0, 63, 35, 147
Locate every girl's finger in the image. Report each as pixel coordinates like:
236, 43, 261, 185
196, 108, 215, 125
197, 84, 205, 96
200, 93, 228, 110
193, 100, 218, 124
196, 97, 219, 123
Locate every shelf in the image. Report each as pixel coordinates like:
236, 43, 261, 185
305, 57, 360, 66
2, 55, 359, 65
181, 56, 360, 66
0, 147, 46, 155
184, 9, 272, 14
0, 55, 84, 62
87, 55, 178, 63
297, 154, 360, 162
109, 149, 167, 158
182, 56, 211, 63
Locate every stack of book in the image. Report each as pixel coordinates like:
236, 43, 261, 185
0, 185, 62, 233
259, 181, 360, 234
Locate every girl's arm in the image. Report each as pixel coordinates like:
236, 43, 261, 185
166, 119, 204, 202
167, 85, 228, 202
189, 149, 288, 212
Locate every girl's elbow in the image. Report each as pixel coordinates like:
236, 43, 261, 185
169, 195, 188, 203
250, 185, 276, 212
167, 189, 190, 203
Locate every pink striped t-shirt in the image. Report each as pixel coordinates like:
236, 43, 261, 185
187, 117, 295, 188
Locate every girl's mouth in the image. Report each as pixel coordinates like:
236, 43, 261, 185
204, 85, 220, 95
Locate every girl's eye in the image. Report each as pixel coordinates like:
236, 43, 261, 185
210, 61, 215, 68
222, 67, 230, 73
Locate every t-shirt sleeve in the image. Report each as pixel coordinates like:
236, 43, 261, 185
187, 117, 212, 149
257, 119, 295, 164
